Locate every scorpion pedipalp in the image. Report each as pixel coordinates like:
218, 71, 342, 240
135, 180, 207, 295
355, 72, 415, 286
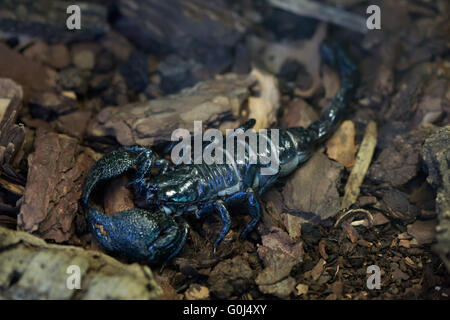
81, 145, 188, 263
87, 206, 188, 263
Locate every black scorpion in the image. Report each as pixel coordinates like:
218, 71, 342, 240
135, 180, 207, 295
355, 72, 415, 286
81, 41, 358, 264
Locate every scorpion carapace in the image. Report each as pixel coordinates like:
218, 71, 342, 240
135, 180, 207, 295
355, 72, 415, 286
81, 40, 358, 264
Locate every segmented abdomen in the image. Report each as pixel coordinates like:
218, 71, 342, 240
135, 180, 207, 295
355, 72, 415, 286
194, 163, 242, 201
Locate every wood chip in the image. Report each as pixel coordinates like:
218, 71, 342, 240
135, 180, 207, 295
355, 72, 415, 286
341, 121, 378, 209
88, 74, 254, 146
405, 257, 415, 267
342, 221, 359, 243
318, 240, 328, 260
309, 258, 326, 281
296, 283, 309, 296
399, 239, 410, 248
407, 219, 437, 245
326, 120, 357, 168
0, 177, 24, 195
184, 284, 210, 300
248, 68, 280, 130
284, 151, 343, 220
18, 129, 98, 243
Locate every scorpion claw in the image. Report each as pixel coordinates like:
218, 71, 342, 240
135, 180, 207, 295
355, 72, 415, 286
87, 206, 188, 264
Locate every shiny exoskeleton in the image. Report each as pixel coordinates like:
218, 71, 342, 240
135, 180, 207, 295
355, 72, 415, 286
81, 40, 358, 264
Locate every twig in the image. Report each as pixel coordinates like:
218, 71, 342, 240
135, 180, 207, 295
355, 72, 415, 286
341, 121, 377, 209
267, 0, 368, 34
334, 208, 374, 228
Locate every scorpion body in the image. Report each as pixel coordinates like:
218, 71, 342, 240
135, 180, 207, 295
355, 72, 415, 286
81, 41, 358, 264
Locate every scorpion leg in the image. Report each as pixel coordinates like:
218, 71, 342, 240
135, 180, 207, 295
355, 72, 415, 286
225, 188, 261, 239
148, 217, 189, 262
212, 200, 232, 251
155, 158, 171, 174
240, 189, 261, 239
197, 200, 231, 251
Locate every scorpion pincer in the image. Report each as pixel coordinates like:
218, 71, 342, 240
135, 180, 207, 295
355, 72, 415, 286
81, 40, 358, 264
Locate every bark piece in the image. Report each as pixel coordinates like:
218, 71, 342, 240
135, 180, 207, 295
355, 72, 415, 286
282, 213, 303, 240
88, 73, 254, 146
341, 121, 377, 209
18, 129, 99, 243
414, 76, 449, 125
280, 98, 318, 128
283, 151, 343, 220
369, 126, 432, 187
115, 0, 245, 73
248, 68, 280, 130
326, 120, 357, 168
392, 268, 409, 281
407, 220, 437, 245
0, 78, 24, 171
381, 189, 420, 223
54, 110, 93, 140
256, 228, 303, 298
382, 63, 437, 124
307, 258, 326, 281
341, 221, 359, 243
422, 126, 450, 271
0, 0, 108, 43
184, 284, 210, 300
23, 41, 71, 70
0, 43, 77, 120
0, 226, 161, 299
258, 276, 296, 299
208, 256, 254, 299
296, 283, 309, 296
260, 189, 285, 233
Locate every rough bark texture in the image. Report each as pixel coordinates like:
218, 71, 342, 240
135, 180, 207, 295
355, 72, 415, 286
18, 129, 99, 243
422, 126, 450, 272
282, 151, 343, 220
369, 126, 434, 187
0, 78, 24, 171
0, 226, 162, 299
88, 73, 254, 146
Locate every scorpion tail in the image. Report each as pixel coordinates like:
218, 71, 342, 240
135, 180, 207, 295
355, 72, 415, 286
87, 206, 188, 264
306, 40, 359, 145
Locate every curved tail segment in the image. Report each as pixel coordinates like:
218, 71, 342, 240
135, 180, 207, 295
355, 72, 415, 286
307, 40, 359, 145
